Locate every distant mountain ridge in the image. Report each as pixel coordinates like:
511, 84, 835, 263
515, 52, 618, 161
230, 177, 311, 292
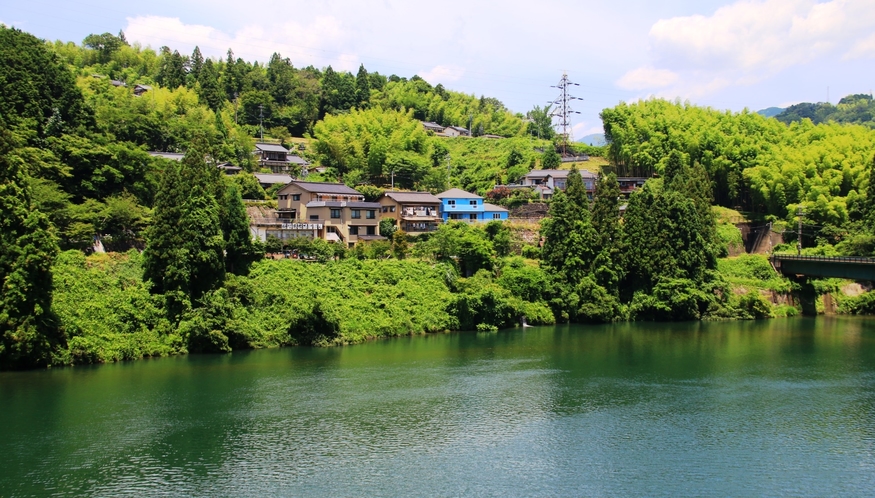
578, 133, 606, 146
772, 94, 874, 127
756, 107, 784, 118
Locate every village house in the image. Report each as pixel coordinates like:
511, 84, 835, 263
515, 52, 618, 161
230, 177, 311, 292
275, 181, 384, 247
436, 188, 509, 222
378, 191, 443, 235
442, 125, 470, 137
254, 142, 310, 173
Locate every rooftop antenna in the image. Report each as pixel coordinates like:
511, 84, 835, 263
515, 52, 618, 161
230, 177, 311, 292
548, 71, 583, 156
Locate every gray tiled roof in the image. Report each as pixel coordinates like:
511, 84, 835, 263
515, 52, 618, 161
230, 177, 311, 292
483, 202, 508, 212
383, 191, 442, 204
288, 155, 309, 165
436, 188, 481, 199
292, 181, 362, 195
254, 143, 290, 153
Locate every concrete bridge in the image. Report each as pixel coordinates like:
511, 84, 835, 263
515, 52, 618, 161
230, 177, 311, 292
770, 254, 875, 280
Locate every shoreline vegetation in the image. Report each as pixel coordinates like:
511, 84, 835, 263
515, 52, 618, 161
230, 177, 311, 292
3, 26, 875, 370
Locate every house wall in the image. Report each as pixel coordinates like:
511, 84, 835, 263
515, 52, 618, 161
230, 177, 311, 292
441, 197, 484, 222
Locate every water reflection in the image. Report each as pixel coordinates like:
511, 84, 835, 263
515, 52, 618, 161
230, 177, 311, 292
1, 317, 874, 496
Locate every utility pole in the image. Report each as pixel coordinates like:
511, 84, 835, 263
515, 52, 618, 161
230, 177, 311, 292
548, 71, 582, 156
797, 208, 805, 255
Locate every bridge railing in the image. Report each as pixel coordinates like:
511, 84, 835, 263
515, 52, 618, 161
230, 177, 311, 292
770, 253, 875, 264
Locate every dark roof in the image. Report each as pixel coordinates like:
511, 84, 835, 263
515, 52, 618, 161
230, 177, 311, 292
288, 155, 309, 165
291, 181, 362, 195
436, 188, 481, 199
446, 126, 469, 133
110, 80, 126, 87
421, 121, 445, 130
383, 191, 442, 204
254, 142, 290, 153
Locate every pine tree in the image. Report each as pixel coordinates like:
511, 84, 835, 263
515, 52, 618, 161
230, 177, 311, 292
0, 122, 63, 369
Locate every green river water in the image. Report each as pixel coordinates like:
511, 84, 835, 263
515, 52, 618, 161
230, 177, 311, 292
2, 317, 875, 496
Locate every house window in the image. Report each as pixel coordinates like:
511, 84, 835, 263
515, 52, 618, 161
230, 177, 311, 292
448, 200, 456, 206
382, 206, 389, 213
469, 200, 477, 206
390, 206, 395, 212
279, 194, 288, 200
366, 210, 376, 219
493, 213, 501, 219
351, 209, 361, 219
469, 214, 476, 221
450, 213, 462, 220
349, 226, 359, 235
292, 194, 301, 201
330, 209, 341, 219
332, 196, 339, 201
366, 226, 376, 235
310, 214, 319, 221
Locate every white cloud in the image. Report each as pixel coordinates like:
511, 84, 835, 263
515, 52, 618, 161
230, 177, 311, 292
616, 66, 679, 91
124, 15, 357, 68
572, 122, 604, 139
622, 0, 875, 98
843, 32, 875, 60
418, 65, 465, 85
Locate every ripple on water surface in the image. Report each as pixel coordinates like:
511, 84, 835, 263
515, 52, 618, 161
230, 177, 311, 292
1, 318, 875, 496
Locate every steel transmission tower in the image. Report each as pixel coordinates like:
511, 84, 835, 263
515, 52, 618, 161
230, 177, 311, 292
548, 72, 583, 156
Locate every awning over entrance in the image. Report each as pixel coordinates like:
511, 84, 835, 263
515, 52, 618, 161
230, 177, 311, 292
325, 232, 341, 242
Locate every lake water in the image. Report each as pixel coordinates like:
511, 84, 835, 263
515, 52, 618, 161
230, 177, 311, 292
2, 317, 875, 496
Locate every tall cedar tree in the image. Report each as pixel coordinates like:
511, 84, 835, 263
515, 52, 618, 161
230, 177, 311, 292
590, 173, 624, 294
355, 64, 370, 108
143, 145, 225, 318
623, 151, 716, 295
221, 183, 259, 275
540, 167, 597, 284
0, 122, 63, 369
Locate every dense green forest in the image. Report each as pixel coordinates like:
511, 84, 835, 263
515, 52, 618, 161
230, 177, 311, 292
775, 94, 875, 128
3, 25, 875, 370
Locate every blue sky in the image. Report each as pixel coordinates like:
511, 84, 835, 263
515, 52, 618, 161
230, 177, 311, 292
3, 0, 874, 137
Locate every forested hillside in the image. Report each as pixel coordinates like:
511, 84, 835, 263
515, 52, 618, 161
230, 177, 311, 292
601, 99, 875, 233
775, 94, 874, 128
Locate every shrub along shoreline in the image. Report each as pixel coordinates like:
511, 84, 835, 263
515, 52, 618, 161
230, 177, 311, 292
45, 248, 867, 368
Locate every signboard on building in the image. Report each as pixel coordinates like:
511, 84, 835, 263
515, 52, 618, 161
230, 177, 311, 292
281, 223, 323, 230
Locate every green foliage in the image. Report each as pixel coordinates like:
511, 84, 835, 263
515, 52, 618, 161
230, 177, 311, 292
142, 146, 226, 317
541, 148, 561, 169
0, 123, 64, 369
601, 98, 875, 229
232, 172, 267, 200
0, 26, 93, 138
52, 251, 180, 364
